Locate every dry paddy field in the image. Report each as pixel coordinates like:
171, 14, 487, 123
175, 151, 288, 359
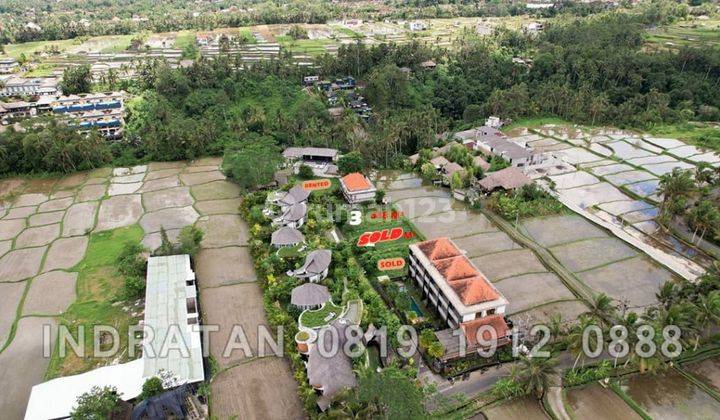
375, 171, 588, 328
521, 215, 675, 311
0, 157, 300, 418
479, 396, 549, 420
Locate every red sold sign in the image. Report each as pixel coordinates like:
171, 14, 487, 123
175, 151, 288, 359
357, 227, 413, 246
377, 257, 406, 271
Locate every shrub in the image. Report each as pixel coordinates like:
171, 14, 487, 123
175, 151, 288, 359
139, 377, 164, 400
115, 242, 146, 277
124, 276, 145, 299
298, 164, 314, 179
70, 386, 121, 419
178, 226, 204, 256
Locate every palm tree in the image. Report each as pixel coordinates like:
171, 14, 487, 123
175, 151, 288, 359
691, 291, 720, 349
686, 200, 720, 245
321, 387, 378, 419
658, 168, 696, 216
656, 281, 680, 309
511, 355, 558, 399
583, 293, 617, 327
566, 315, 600, 370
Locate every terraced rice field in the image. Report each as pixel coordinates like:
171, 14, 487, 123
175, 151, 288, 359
0, 157, 300, 418
521, 215, 675, 310
510, 124, 718, 280
375, 171, 588, 328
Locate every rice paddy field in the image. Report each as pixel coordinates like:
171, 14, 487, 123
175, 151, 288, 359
645, 18, 720, 50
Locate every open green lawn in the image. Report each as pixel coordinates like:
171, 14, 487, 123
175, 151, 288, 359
45, 225, 144, 379
4, 39, 77, 59
645, 19, 720, 50
173, 30, 197, 50
299, 301, 344, 328
23, 64, 57, 77
648, 122, 720, 153
277, 36, 334, 56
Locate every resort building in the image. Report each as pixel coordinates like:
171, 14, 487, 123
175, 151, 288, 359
271, 226, 305, 248
339, 172, 377, 204
289, 249, 332, 282
274, 202, 307, 229
276, 184, 311, 208
291, 283, 331, 310
283, 147, 340, 177
283, 147, 339, 163
305, 319, 357, 411
408, 237, 508, 329
476, 166, 532, 193
455, 125, 545, 167
0, 77, 60, 97
24, 255, 204, 420
0, 57, 19, 73
37, 92, 126, 138
0, 101, 36, 124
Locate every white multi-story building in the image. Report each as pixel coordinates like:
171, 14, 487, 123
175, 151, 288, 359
0, 77, 60, 97
408, 237, 508, 329
37, 91, 126, 138
0, 57, 19, 74
339, 172, 377, 204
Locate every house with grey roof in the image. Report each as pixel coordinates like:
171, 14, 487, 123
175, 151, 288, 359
271, 226, 305, 248
306, 319, 358, 411
442, 162, 466, 185
291, 283, 331, 309
289, 249, 331, 282
476, 166, 532, 193
273, 202, 307, 229
455, 125, 545, 167
276, 184, 311, 208
283, 147, 339, 163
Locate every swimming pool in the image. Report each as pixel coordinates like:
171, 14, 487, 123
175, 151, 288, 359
410, 296, 424, 317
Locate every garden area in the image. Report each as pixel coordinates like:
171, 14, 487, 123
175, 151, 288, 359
299, 301, 344, 329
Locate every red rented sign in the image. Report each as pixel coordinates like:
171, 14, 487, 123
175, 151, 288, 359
377, 257, 406, 271
302, 179, 331, 191
357, 227, 414, 246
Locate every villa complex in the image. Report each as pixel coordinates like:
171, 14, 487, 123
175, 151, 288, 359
339, 172, 377, 204
408, 238, 508, 329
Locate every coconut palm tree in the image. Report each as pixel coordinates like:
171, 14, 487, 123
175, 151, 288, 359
582, 293, 617, 327
658, 168, 696, 216
511, 355, 558, 399
691, 290, 720, 349
656, 281, 681, 309
686, 200, 720, 245
566, 315, 601, 370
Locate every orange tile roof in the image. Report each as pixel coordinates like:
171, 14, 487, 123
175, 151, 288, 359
461, 315, 509, 346
434, 256, 477, 282
450, 277, 500, 306
341, 172, 373, 192
417, 238, 462, 261
415, 237, 499, 306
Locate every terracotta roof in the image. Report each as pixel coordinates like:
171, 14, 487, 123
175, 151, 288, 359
341, 172, 373, 192
430, 156, 450, 167
473, 156, 490, 171
417, 238, 462, 261
415, 237, 499, 306
434, 256, 477, 281
450, 277, 499, 305
461, 315, 509, 346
